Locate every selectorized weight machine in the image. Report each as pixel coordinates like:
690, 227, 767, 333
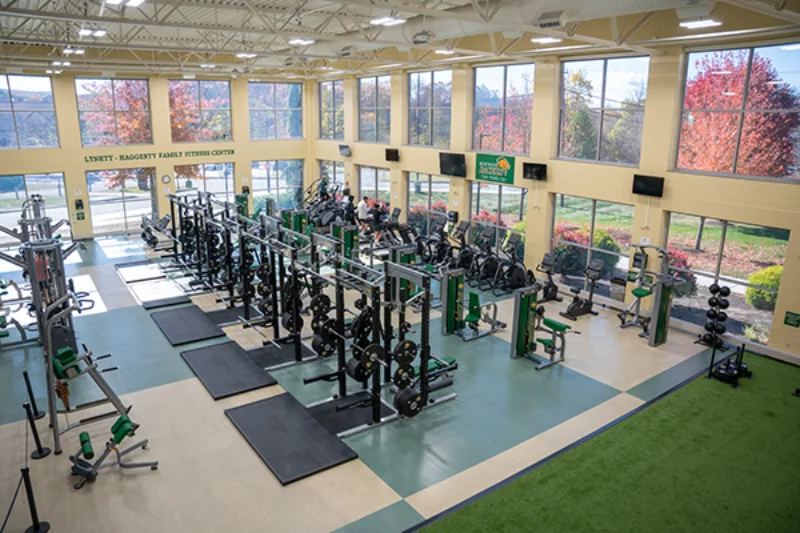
510, 284, 578, 369
441, 269, 506, 341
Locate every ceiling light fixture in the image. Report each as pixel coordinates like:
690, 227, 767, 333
74, 48, 85, 55
93, 29, 108, 37
779, 43, 800, 51
46, 70, 53, 74
531, 37, 562, 44
127, 0, 146, 7
319, 65, 334, 70
78, 28, 93, 37
54, 70, 63, 74
63, 47, 75, 55
288, 38, 315, 46
200, 63, 215, 68
236, 52, 257, 59
183, 73, 196, 79
63, 61, 71, 66
106, 0, 124, 4
52, 60, 62, 66
370, 16, 406, 26
435, 49, 455, 55
679, 18, 722, 30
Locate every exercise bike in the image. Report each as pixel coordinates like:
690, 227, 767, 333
560, 258, 604, 321
491, 233, 533, 296
536, 253, 562, 303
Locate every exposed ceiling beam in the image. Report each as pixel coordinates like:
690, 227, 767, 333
718, 0, 800, 25
0, 6, 491, 56
331, 0, 658, 54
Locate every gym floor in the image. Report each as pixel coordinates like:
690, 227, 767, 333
0, 236, 729, 533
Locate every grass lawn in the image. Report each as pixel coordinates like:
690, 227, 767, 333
423, 354, 800, 533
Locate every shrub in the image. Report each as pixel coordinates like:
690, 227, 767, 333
431, 199, 448, 212
746, 265, 782, 310
551, 224, 620, 278
471, 209, 505, 226
743, 324, 770, 345
667, 247, 697, 295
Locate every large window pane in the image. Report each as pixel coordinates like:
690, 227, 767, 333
473, 64, 534, 154
0, 76, 58, 149
0, 175, 27, 246
563, 60, 604, 108
666, 213, 723, 275
600, 109, 645, 165
499, 186, 526, 227
409, 70, 451, 148
248, 82, 302, 140
553, 194, 592, 243
359, 76, 390, 142
319, 80, 344, 140
604, 57, 649, 110
408, 173, 430, 211
719, 222, 788, 284
472, 183, 500, 221
430, 175, 449, 212
169, 80, 231, 142
86, 170, 124, 235
677, 42, 800, 178
560, 109, 600, 160
76, 78, 152, 146
594, 201, 634, 250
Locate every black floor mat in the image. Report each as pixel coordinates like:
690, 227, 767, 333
151, 304, 225, 346
142, 295, 191, 310
246, 342, 316, 369
205, 305, 262, 326
181, 341, 277, 399
225, 394, 358, 485
307, 392, 396, 436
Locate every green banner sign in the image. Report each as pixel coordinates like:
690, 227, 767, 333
475, 153, 515, 185
785, 311, 800, 328
84, 148, 235, 164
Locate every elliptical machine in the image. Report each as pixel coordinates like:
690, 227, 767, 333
560, 258, 604, 321
536, 253, 562, 303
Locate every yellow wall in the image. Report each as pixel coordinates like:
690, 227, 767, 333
2, 42, 799, 354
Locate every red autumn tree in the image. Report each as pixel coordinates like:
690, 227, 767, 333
473, 72, 533, 154
168, 80, 232, 143
678, 49, 800, 177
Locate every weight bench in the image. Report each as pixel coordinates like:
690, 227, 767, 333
534, 314, 575, 370
414, 356, 456, 375
460, 292, 506, 341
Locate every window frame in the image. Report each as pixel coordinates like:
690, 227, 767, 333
320, 160, 346, 189
319, 80, 345, 140
358, 165, 391, 203
674, 42, 800, 182
469, 181, 528, 256
0, 74, 60, 150
472, 63, 535, 155
74, 77, 153, 147
167, 79, 232, 143
247, 81, 304, 141
558, 56, 649, 166
250, 159, 305, 211
407, 69, 452, 148
407, 172, 450, 236
358, 75, 391, 143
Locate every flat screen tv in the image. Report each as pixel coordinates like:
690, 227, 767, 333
439, 152, 467, 178
385, 148, 399, 162
632, 174, 664, 198
338, 144, 351, 157
522, 162, 547, 181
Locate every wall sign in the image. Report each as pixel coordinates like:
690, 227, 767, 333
84, 148, 235, 164
475, 153, 515, 185
785, 311, 800, 328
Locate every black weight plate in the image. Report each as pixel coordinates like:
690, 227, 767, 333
256, 264, 271, 281
359, 344, 385, 367
394, 387, 423, 418
257, 281, 272, 298
257, 298, 274, 317
281, 313, 304, 333
310, 294, 332, 316
345, 358, 368, 382
393, 365, 415, 389
320, 318, 338, 345
393, 340, 418, 366
311, 314, 329, 334
351, 338, 370, 361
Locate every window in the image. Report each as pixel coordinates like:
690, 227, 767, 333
559, 57, 649, 165
251, 160, 304, 212
0, 173, 69, 246
666, 213, 789, 344
174, 163, 235, 201
320, 160, 346, 196
248, 82, 303, 140
677, 42, 800, 179
551, 194, 634, 296
407, 173, 449, 235
0, 75, 59, 149
85, 168, 156, 235
470, 182, 528, 260
408, 70, 452, 147
473, 64, 534, 154
168, 80, 231, 142
75, 78, 152, 146
359, 76, 391, 143
359, 166, 390, 203
319, 80, 344, 140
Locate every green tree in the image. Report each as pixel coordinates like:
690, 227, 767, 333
602, 80, 646, 164
560, 71, 597, 159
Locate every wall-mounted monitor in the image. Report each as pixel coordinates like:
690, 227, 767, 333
439, 152, 467, 178
632, 174, 664, 198
522, 162, 547, 181
338, 144, 351, 157
385, 148, 399, 162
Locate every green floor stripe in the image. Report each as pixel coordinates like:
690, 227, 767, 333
421, 355, 800, 533
333, 501, 423, 533
626, 346, 734, 402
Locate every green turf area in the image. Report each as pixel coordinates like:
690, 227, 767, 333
424, 355, 800, 533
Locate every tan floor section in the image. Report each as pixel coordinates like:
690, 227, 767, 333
0, 379, 401, 533
405, 393, 645, 519
488, 295, 701, 391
